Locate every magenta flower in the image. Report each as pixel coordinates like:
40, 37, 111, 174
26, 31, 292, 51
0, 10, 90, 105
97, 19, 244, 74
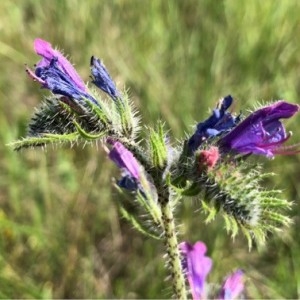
33, 38, 86, 91
180, 241, 245, 300
180, 241, 212, 300
26, 38, 98, 105
219, 270, 244, 300
107, 140, 141, 191
220, 101, 300, 158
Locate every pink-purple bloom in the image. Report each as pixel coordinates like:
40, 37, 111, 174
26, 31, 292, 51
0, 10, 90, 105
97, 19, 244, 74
107, 140, 141, 191
219, 270, 245, 300
220, 101, 300, 158
180, 241, 244, 300
26, 38, 99, 105
33, 38, 86, 91
180, 241, 213, 299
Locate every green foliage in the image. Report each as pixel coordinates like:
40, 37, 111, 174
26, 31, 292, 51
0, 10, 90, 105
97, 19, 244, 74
198, 164, 291, 248
114, 93, 141, 139
148, 121, 168, 169
2, 0, 300, 298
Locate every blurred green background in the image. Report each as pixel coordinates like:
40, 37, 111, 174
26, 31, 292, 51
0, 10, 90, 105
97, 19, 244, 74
1, 0, 300, 298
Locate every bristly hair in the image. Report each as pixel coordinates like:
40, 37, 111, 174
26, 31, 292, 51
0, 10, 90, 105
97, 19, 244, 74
197, 162, 291, 248
28, 96, 78, 136
28, 95, 108, 136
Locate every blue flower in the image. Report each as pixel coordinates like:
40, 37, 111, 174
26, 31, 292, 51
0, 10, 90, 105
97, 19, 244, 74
26, 38, 99, 106
188, 95, 240, 153
90, 56, 120, 100
220, 101, 300, 158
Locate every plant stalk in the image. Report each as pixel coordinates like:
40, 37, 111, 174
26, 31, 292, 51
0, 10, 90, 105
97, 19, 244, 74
160, 190, 187, 299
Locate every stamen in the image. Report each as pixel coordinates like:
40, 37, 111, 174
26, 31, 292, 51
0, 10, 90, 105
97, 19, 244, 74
258, 132, 291, 148
273, 141, 300, 155
25, 65, 46, 85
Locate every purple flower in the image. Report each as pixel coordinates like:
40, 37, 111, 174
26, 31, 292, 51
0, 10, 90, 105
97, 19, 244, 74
188, 95, 240, 153
220, 101, 300, 158
34, 38, 86, 91
180, 241, 213, 300
180, 241, 245, 300
107, 140, 141, 191
26, 38, 99, 106
219, 270, 244, 300
90, 56, 120, 100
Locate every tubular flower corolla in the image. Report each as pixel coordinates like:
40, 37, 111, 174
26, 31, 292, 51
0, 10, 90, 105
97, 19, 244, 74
107, 140, 142, 191
26, 38, 99, 105
180, 241, 245, 300
219, 270, 245, 300
220, 101, 300, 158
180, 241, 213, 300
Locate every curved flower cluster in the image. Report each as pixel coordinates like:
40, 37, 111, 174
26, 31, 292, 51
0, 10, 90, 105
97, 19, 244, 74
26, 38, 120, 106
25, 38, 155, 199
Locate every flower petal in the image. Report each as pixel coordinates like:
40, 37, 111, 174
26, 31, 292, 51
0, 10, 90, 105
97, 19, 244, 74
90, 56, 120, 100
188, 95, 239, 153
108, 140, 140, 180
180, 241, 212, 300
219, 269, 244, 300
220, 101, 300, 157
30, 58, 98, 105
34, 38, 86, 91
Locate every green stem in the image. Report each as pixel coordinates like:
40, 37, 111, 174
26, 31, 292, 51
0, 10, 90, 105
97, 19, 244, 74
160, 191, 187, 299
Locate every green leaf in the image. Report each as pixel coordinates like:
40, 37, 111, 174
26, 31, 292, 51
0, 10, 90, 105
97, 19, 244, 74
73, 120, 107, 140
8, 132, 80, 151
119, 205, 161, 240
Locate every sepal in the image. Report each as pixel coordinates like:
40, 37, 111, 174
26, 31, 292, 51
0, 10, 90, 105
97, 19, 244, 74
118, 203, 161, 240
148, 121, 168, 170
11, 91, 120, 149
112, 92, 140, 139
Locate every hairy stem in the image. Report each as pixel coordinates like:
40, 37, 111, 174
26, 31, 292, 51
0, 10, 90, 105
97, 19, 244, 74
159, 190, 187, 299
